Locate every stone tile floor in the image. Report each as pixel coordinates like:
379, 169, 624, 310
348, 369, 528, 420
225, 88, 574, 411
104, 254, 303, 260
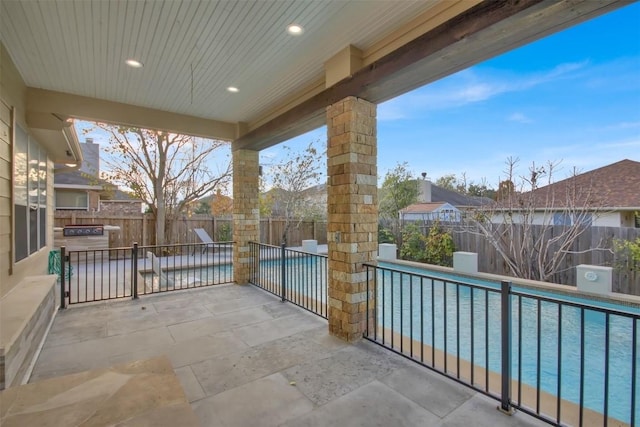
29, 284, 546, 427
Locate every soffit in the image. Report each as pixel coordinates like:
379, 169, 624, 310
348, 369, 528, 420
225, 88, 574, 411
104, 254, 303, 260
0, 0, 441, 125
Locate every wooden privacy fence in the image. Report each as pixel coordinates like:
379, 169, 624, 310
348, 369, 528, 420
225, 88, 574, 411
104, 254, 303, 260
54, 212, 327, 248
408, 221, 640, 295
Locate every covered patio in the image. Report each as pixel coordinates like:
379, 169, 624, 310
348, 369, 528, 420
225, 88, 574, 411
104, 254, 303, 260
7, 285, 545, 427
0, 1, 635, 426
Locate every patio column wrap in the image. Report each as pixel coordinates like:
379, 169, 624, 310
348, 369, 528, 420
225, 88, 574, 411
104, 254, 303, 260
232, 149, 260, 284
326, 96, 377, 342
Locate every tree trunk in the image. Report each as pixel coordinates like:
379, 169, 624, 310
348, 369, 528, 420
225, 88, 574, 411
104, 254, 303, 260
156, 202, 166, 246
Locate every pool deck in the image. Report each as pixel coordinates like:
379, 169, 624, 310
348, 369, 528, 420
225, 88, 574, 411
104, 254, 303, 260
10, 283, 551, 427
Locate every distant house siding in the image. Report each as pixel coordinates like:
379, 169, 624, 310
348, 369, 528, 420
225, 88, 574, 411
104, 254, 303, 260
593, 212, 622, 227
491, 211, 625, 227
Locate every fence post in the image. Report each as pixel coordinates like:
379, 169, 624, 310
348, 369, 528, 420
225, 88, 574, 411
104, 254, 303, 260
499, 280, 514, 414
59, 246, 67, 310
132, 242, 139, 299
281, 243, 286, 302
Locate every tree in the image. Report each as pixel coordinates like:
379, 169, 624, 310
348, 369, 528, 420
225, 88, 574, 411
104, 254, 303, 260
379, 162, 418, 245
210, 189, 233, 216
466, 157, 607, 282
266, 142, 324, 245
614, 236, 640, 272
434, 173, 496, 199
194, 201, 211, 215
435, 174, 457, 191
94, 124, 231, 245
400, 221, 455, 266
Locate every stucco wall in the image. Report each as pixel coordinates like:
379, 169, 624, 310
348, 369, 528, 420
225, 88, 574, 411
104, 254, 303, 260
593, 212, 622, 227
491, 211, 624, 227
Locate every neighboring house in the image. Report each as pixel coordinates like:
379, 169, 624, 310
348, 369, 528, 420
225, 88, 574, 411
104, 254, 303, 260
400, 201, 461, 222
54, 138, 142, 213
400, 178, 493, 222
491, 159, 640, 228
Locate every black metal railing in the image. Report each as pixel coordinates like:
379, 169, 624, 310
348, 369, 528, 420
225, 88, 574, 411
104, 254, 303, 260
248, 241, 328, 318
58, 242, 234, 306
363, 263, 640, 427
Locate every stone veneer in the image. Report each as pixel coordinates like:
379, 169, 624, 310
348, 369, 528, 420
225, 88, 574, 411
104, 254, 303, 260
232, 149, 260, 284
0, 275, 57, 389
326, 96, 378, 342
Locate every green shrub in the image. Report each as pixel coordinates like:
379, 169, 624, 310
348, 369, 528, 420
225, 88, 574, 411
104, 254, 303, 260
400, 222, 455, 267
378, 225, 396, 244
423, 222, 455, 267
400, 223, 425, 261
614, 237, 640, 271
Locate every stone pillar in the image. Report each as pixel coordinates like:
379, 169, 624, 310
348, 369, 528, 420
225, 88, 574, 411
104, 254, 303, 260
326, 96, 377, 342
232, 149, 260, 284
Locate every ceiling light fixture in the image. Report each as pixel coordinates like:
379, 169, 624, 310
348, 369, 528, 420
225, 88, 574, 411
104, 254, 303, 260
227, 86, 239, 93
287, 24, 303, 35
125, 59, 143, 68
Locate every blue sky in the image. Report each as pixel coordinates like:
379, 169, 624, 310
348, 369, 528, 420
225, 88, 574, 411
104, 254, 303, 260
261, 2, 640, 188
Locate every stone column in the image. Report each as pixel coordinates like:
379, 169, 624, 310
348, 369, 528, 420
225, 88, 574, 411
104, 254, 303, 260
326, 96, 377, 342
232, 149, 260, 284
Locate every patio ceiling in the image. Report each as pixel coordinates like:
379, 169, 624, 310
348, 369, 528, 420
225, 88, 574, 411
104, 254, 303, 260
0, 0, 630, 149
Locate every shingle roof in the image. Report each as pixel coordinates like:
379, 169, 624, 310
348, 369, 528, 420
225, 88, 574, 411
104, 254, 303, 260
54, 170, 100, 186
430, 185, 493, 207
400, 202, 448, 213
524, 159, 640, 208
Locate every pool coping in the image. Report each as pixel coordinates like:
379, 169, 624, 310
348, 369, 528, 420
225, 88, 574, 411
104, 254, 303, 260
379, 258, 640, 310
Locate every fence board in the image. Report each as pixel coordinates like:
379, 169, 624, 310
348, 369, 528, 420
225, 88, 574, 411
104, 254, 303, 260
55, 212, 327, 248
412, 220, 639, 295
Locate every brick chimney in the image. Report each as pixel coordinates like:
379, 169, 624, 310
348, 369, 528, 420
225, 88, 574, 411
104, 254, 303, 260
79, 138, 100, 177
417, 172, 431, 203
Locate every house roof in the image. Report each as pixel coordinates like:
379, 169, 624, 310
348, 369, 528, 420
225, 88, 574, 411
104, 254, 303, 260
54, 170, 139, 201
54, 170, 100, 187
523, 159, 640, 209
400, 202, 449, 214
430, 184, 493, 207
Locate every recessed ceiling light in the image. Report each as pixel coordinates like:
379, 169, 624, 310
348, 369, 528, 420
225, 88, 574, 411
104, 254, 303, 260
125, 59, 143, 68
227, 86, 239, 93
287, 24, 303, 35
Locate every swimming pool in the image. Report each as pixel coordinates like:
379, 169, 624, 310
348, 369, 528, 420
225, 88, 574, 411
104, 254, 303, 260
141, 263, 233, 292
372, 261, 638, 425
250, 251, 638, 424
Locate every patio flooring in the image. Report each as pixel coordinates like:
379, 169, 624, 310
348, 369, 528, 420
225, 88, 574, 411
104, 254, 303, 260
27, 284, 546, 427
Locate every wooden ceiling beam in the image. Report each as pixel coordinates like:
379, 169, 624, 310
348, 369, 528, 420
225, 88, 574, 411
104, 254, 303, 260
234, 0, 628, 151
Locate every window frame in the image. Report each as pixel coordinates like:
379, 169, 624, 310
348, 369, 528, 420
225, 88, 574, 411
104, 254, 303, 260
13, 121, 47, 263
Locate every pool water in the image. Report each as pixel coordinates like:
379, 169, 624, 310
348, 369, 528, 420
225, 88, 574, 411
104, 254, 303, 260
172, 256, 639, 423
376, 262, 638, 424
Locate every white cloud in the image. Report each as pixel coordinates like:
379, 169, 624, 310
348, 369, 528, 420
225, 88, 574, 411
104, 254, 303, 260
378, 100, 406, 121
378, 60, 590, 120
603, 121, 640, 130
508, 112, 533, 123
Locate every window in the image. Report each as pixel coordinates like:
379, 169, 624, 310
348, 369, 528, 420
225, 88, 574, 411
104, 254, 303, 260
14, 124, 47, 262
574, 212, 592, 227
553, 212, 592, 227
55, 191, 88, 210
553, 213, 572, 226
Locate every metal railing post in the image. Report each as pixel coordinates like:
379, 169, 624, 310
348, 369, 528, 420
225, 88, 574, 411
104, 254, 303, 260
132, 242, 139, 299
281, 243, 286, 302
59, 246, 67, 310
499, 280, 514, 414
